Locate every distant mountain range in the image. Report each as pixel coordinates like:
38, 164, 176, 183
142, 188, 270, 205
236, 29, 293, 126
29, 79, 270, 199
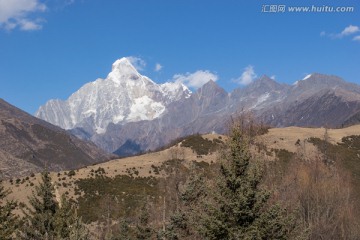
36, 58, 360, 156
0, 99, 113, 179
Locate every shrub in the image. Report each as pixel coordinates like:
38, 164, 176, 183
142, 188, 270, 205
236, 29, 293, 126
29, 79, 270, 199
68, 170, 76, 177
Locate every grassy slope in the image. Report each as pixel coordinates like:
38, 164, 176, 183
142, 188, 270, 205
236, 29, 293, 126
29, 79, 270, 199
4, 125, 360, 222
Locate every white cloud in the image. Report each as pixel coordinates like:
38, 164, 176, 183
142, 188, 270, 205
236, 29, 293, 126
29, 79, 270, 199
322, 25, 360, 39
340, 25, 360, 36
172, 70, 218, 89
64, 0, 75, 6
270, 75, 276, 80
0, 0, 46, 31
127, 56, 146, 71
353, 35, 360, 42
19, 18, 43, 30
154, 63, 163, 72
233, 65, 257, 85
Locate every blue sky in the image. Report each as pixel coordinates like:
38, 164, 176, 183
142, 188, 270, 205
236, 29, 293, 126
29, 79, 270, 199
0, 0, 359, 114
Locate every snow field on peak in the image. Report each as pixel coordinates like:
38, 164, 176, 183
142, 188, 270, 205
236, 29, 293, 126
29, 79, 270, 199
127, 96, 165, 122
36, 58, 191, 134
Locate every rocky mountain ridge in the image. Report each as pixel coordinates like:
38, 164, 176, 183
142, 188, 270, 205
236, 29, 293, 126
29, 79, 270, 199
36, 59, 360, 155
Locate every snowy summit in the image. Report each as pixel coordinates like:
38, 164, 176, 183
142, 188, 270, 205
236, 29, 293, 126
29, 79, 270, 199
36, 57, 191, 134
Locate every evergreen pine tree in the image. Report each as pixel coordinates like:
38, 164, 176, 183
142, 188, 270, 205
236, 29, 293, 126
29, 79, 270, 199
0, 179, 18, 240
54, 194, 89, 239
135, 203, 153, 240
112, 218, 131, 240
162, 211, 189, 240
195, 121, 293, 240
18, 171, 58, 239
68, 216, 89, 240
18, 171, 88, 240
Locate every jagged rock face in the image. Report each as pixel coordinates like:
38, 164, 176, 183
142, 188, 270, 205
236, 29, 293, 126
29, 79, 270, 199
36, 61, 360, 156
0, 99, 113, 179
36, 58, 191, 134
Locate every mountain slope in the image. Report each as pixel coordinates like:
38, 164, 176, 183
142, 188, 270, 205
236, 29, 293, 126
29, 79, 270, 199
0, 99, 113, 179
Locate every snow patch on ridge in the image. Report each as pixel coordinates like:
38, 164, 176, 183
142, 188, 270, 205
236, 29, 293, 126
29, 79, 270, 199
303, 74, 312, 80
249, 92, 270, 110
293, 74, 313, 86
160, 82, 192, 101
127, 96, 165, 121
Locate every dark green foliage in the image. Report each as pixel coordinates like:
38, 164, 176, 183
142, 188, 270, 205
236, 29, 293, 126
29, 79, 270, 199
181, 134, 222, 155
18, 171, 58, 239
0, 180, 18, 240
151, 165, 160, 175
112, 218, 132, 240
67, 170, 76, 177
161, 212, 190, 240
198, 126, 269, 239
135, 204, 154, 239
273, 148, 295, 173
95, 167, 106, 175
76, 175, 159, 223
160, 159, 188, 175
169, 122, 293, 240
68, 217, 89, 240
191, 160, 210, 169
309, 136, 360, 210
180, 166, 207, 204
18, 171, 88, 239
53, 195, 87, 239
309, 136, 360, 178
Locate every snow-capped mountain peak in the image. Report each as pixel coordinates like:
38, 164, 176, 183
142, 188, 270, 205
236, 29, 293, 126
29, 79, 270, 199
36, 58, 191, 134
108, 57, 155, 85
111, 58, 138, 76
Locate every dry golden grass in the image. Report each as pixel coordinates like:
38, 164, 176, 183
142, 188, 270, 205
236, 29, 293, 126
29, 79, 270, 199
257, 125, 360, 160
4, 125, 360, 208
3, 134, 222, 206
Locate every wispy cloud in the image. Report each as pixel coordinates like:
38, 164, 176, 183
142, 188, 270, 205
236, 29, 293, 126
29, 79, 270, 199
172, 70, 218, 89
233, 65, 257, 85
127, 56, 146, 71
50, 0, 76, 11
321, 25, 360, 39
340, 25, 360, 37
353, 35, 360, 42
154, 63, 163, 72
0, 0, 47, 31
